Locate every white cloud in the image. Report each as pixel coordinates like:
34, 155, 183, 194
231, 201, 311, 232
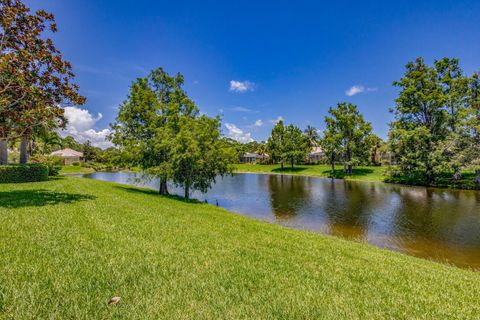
269, 116, 284, 124
225, 123, 254, 143
61, 106, 112, 149
229, 80, 254, 93
345, 85, 378, 96
230, 106, 258, 113
254, 119, 263, 127
345, 85, 365, 96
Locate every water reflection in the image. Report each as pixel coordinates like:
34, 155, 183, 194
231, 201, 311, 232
267, 175, 312, 219
81, 172, 480, 269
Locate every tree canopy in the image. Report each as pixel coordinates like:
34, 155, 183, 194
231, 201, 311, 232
110, 67, 235, 198
0, 0, 85, 164
322, 103, 372, 174
389, 57, 479, 184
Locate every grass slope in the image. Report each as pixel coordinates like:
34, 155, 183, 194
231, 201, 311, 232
1, 177, 479, 319
59, 165, 95, 175
235, 163, 386, 182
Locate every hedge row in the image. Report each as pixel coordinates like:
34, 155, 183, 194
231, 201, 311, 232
0, 164, 49, 183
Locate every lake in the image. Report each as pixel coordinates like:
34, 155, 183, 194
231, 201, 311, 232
80, 171, 480, 269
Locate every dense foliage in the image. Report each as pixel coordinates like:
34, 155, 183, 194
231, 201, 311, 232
390, 58, 480, 186
0, 0, 85, 164
321, 103, 373, 174
0, 163, 48, 183
111, 68, 235, 198
267, 120, 309, 169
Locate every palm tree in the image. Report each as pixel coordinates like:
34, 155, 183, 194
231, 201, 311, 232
304, 125, 319, 148
35, 130, 63, 155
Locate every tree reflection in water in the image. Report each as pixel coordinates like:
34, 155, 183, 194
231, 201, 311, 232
81, 172, 480, 269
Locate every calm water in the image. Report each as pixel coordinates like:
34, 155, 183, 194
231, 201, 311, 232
81, 172, 480, 269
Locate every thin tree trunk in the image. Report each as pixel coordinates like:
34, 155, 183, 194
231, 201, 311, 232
20, 135, 29, 164
159, 176, 169, 195
281, 162, 284, 171
0, 138, 7, 165
330, 157, 335, 177
346, 148, 352, 174
425, 165, 434, 185
475, 169, 480, 187
291, 159, 294, 169
184, 183, 190, 199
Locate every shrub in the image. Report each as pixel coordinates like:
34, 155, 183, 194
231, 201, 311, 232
72, 161, 80, 166
31, 155, 63, 176
0, 164, 49, 183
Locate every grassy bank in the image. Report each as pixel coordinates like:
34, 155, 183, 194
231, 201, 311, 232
59, 165, 95, 174
1, 177, 479, 319
235, 163, 386, 182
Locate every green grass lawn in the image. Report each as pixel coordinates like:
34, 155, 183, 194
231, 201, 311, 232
1, 177, 479, 319
59, 165, 95, 174
235, 163, 386, 182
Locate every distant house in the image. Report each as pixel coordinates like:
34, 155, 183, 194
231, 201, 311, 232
307, 146, 325, 162
50, 148, 84, 165
241, 152, 268, 164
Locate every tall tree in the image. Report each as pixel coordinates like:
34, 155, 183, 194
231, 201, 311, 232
0, 0, 85, 164
324, 103, 372, 174
320, 124, 340, 176
111, 68, 206, 196
284, 124, 308, 168
389, 57, 475, 184
389, 58, 446, 183
111, 69, 191, 194
169, 115, 235, 199
267, 120, 286, 170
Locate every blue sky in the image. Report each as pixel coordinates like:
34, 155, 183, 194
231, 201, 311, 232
27, 0, 480, 146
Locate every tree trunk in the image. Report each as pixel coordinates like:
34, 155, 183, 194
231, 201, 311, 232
346, 148, 352, 174
281, 162, 284, 171
330, 155, 335, 177
184, 183, 190, 199
0, 138, 7, 165
159, 177, 169, 195
291, 159, 294, 169
475, 169, 480, 187
425, 165, 434, 185
20, 135, 29, 164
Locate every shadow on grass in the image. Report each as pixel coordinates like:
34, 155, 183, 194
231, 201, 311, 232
271, 167, 308, 173
113, 185, 204, 204
48, 176, 66, 181
321, 168, 374, 178
0, 189, 96, 209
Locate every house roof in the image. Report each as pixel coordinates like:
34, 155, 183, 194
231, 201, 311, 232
243, 152, 259, 157
309, 146, 324, 155
51, 148, 84, 157
243, 152, 269, 158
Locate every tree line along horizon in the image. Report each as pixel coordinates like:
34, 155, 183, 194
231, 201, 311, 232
1, 0, 480, 196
